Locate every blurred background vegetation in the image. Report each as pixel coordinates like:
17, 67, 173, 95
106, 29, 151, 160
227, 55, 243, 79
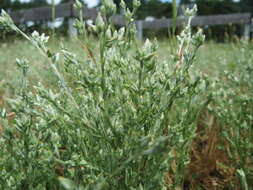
1, 0, 253, 16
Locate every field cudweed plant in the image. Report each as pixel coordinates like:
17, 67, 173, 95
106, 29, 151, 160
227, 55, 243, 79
0, 1, 210, 190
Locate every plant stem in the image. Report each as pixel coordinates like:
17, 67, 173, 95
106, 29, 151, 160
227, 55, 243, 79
52, 0, 56, 36
172, 0, 177, 37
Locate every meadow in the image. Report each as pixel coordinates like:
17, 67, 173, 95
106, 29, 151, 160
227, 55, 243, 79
0, 38, 243, 96
0, 2, 253, 190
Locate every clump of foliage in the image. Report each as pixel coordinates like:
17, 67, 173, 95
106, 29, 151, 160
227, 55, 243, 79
6, 0, 253, 189
207, 41, 253, 190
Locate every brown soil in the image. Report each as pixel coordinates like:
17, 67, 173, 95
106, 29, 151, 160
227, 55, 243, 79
186, 111, 240, 190
166, 111, 242, 190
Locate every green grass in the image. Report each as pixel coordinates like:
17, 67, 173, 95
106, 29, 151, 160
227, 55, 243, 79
0, 38, 247, 95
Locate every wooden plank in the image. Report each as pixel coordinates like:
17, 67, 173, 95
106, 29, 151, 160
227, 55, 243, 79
142, 18, 172, 29
191, 13, 252, 26
72, 7, 98, 20
10, 3, 72, 23
73, 8, 124, 25
136, 20, 143, 41
10, 3, 99, 23
9, 4, 251, 29
244, 23, 251, 39
141, 13, 251, 29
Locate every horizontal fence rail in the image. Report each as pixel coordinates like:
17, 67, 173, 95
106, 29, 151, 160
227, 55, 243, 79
9, 3, 251, 25
10, 3, 72, 23
140, 13, 252, 29
7, 3, 252, 40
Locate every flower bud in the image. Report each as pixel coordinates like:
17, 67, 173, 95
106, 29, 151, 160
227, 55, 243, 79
120, 0, 126, 9
95, 13, 105, 33
100, 5, 106, 16
143, 39, 152, 53
88, 24, 97, 33
193, 28, 205, 47
133, 0, 141, 9
184, 4, 197, 17
103, 0, 116, 17
113, 30, 118, 39
106, 27, 112, 39
0, 10, 17, 31
118, 27, 125, 40
74, 0, 82, 10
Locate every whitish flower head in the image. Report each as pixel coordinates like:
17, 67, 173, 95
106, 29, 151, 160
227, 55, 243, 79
120, 0, 126, 9
117, 27, 125, 40
95, 13, 105, 32
0, 10, 16, 31
32, 31, 49, 44
74, 0, 82, 10
133, 0, 141, 9
193, 28, 205, 46
101, 0, 116, 17
184, 4, 197, 17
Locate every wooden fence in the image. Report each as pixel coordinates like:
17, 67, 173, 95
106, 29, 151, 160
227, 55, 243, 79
8, 2, 252, 40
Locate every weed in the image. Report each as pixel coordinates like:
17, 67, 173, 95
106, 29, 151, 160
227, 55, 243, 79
1, 1, 252, 190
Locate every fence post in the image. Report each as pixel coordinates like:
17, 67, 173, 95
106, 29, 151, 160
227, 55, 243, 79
68, 0, 77, 36
243, 22, 251, 40
243, 14, 252, 40
68, 19, 77, 36
136, 20, 143, 41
